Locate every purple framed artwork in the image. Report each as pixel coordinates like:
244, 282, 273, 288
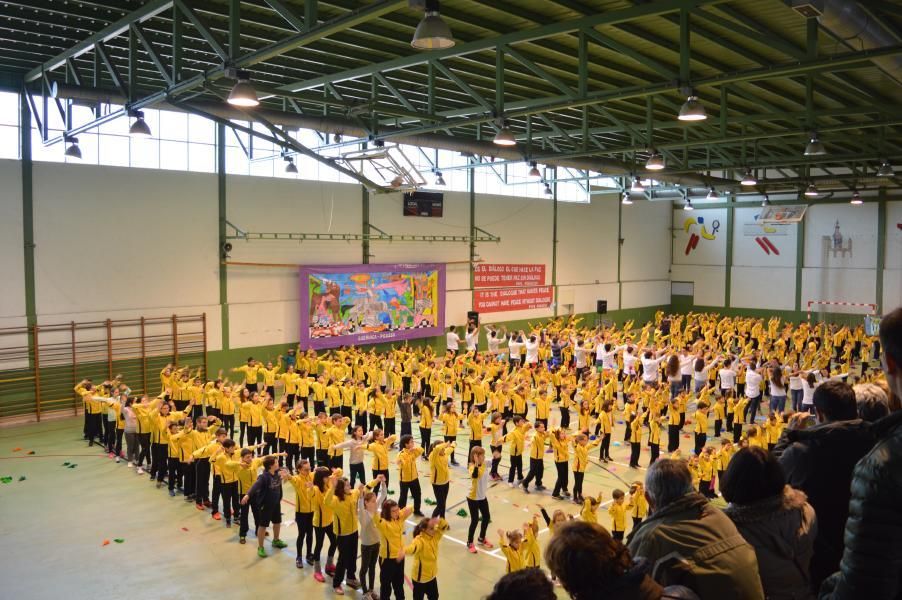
299, 263, 445, 349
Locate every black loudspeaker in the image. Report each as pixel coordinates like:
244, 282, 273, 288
596, 300, 608, 315
467, 311, 480, 326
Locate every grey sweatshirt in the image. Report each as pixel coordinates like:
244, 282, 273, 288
332, 431, 373, 465
358, 485, 388, 546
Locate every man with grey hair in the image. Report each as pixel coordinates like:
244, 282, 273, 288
627, 459, 764, 600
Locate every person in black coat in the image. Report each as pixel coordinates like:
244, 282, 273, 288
772, 380, 874, 591
820, 306, 902, 599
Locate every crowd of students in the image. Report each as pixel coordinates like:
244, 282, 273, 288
74, 312, 886, 599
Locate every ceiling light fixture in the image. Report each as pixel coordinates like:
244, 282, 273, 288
631, 177, 645, 193
128, 110, 151, 137
284, 156, 298, 174
334, 133, 343, 144
761, 194, 771, 207
678, 94, 707, 121
740, 168, 757, 186
411, 1, 455, 50
621, 191, 633, 205
544, 183, 553, 196
390, 175, 404, 188
684, 198, 694, 211
528, 162, 542, 179
493, 122, 516, 146
64, 136, 81, 160
850, 190, 863, 205
804, 132, 826, 156
645, 150, 665, 170
434, 171, 446, 186
877, 160, 894, 178
804, 183, 819, 197
227, 70, 259, 107
706, 187, 719, 200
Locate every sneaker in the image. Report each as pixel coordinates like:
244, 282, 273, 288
325, 563, 336, 576
156, 482, 163, 489
296, 557, 304, 569
521, 482, 530, 493
257, 547, 267, 558
272, 538, 287, 549
203, 500, 212, 508
535, 485, 546, 491
127, 462, 134, 468
196, 503, 205, 511
413, 511, 425, 518
226, 521, 232, 528
137, 467, 145, 475
184, 496, 193, 502
108, 453, 115, 459
551, 495, 562, 500
239, 537, 246, 544
478, 538, 494, 549
169, 489, 176, 497
306, 555, 315, 565
334, 586, 345, 595
346, 579, 361, 590
467, 543, 477, 554
314, 572, 326, 583
212, 512, 222, 521
115, 457, 120, 463
562, 491, 571, 497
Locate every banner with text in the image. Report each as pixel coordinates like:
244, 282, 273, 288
473, 286, 554, 313
474, 263, 546, 288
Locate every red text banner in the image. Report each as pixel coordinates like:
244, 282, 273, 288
473, 263, 546, 287
473, 286, 554, 313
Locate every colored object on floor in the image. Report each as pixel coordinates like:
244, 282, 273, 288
114, 538, 124, 543
456, 509, 468, 517
102, 540, 110, 546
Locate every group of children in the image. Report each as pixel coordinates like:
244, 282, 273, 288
74, 312, 882, 597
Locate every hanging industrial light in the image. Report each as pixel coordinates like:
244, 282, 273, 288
227, 70, 259, 107
804, 132, 826, 156
706, 187, 719, 200
850, 190, 863, 205
678, 94, 707, 121
284, 155, 298, 174
411, 0, 455, 49
64, 136, 82, 159
528, 162, 542, 179
128, 109, 151, 137
390, 174, 405, 188
804, 183, 819, 197
434, 171, 446, 186
543, 183, 553, 196
333, 133, 343, 144
493, 122, 516, 146
740, 168, 757, 186
684, 198, 694, 211
877, 160, 894, 177
621, 191, 633, 205
645, 150, 665, 170
761, 194, 771, 207
631, 177, 645, 193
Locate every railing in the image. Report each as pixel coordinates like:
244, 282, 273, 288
0, 314, 206, 422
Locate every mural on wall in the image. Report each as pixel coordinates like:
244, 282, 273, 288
742, 212, 790, 256
825, 219, 853, 259
733, 207, 797, 268
804, 204, 877, 269
682, 215, 720, 255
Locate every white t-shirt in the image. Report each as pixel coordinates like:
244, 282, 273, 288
524, 339, 540, 364
574, 345, 588, 369
509, 339, 524, 360
718, 368, 736, 390
623, 352, 638, 375
487, 333, 505, 354
745, 370, 763, 398
679, 355, 694, 376
802, 380, 817, 405
446, 331, 461, 351
465, 329, 479, 351
641, 356, 665, 382
789, 374, 803, 391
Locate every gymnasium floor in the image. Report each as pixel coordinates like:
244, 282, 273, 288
0, 411, 713, 600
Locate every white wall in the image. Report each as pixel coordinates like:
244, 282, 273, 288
621, 198, 672, 307
884, 202, 902, 313
29, 162, 223, 349
0, 160, 25, 325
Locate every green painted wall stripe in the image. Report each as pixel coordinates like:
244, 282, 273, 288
795, 215, 805, 312
20, 92, 36, 329
876, 187, 886, 314
217, 122, 229, 350
724, 201, 733, 308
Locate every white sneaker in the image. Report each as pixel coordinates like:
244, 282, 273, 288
127, 462, 134, 468
115, 457, 120, 463
137, 467, 145, 475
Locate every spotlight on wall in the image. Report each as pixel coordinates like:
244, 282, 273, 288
761, 194, 771, 207
128, 110, 151, 137
64, 136, 82, 159
227, 70, 259, 107
434, 171, 446, 186
411, 0, 454, 49
621, 191, 633, 205
543, 182, 553, 196
684, 198, 694, 211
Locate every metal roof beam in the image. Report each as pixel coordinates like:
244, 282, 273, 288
23, 0, 173, 81
277, 0, 731, 93
263, 0, 306, 32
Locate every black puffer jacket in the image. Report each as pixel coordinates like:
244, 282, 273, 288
773, 419, 874, 588
819, 409, 902, 600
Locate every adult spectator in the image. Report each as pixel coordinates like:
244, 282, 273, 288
853, 382, 889, 422
546, 520, 699, 600
627, 459, 764, 599
820, 307, 902, 599
446, 325, 462, 355
722, 447, 817, 600
485, 568, 555, 600
773, 380, 874, 589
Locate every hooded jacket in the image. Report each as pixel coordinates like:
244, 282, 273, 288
819, 409, 902, 600
773, 419, 874, 587
627, 492, 764, 600
595, 558, 701, 600
724, 486, 817, 600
